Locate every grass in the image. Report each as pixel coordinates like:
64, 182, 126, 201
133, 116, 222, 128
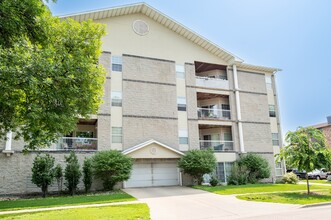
0, 190, 135, 211
237, 190, 331, 205
193, 183, 331, 195
0, 204, 150, 220
300, 180, 331, 184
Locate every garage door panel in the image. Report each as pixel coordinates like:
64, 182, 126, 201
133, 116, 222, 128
125, 162, 179, 188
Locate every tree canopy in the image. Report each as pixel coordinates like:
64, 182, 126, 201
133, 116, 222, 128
0, 0, 106, 150
277, 127, 331, 194
178, 149, 217, 184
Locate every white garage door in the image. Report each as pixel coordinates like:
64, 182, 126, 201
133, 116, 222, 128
125, 162, 179, 188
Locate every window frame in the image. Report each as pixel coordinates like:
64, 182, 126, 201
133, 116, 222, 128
111, 56, 122, 72
111, 91, 122, 107
111, 127, 122, 143
272, 133, 279, 146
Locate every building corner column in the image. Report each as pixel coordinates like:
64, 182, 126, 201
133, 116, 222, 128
233, 65, 245, 153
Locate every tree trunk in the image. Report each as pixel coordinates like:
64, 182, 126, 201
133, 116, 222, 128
306, 173, 310, 195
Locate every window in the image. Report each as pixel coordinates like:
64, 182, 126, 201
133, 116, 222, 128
272, 133, 279, 146
111, 91, 122, 107
176, 65, 185, 79
269, 105, 276, 117
275, 162, 282, 176
111, 56, 122, 72
215, 162, 233, 182
265, 75, 272, 90
177, 97, 186, 111
179, 129, 188, 144
221, 104, 230, 118
112, 127, 122, 143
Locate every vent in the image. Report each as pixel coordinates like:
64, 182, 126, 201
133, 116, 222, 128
133, 20, 149, 36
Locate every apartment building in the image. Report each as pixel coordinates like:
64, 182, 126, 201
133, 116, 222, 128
313, 116, 331, 148
0, 3, 284, 194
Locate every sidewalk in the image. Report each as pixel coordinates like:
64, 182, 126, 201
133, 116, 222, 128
0, 200, 144, 215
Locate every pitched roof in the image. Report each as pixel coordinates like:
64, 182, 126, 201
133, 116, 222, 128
122, 139, 184, 156
60, 2, 280, 73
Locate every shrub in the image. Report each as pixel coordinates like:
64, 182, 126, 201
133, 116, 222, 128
209, 176, 219, 187
64, 151, 82, 195
178, 149, 217, 185
282, 172, 299, 184
92, 150, 133, 190
227, 162, 249, 185
31, 154, 55, 198
237, 153, 270, 183
83, 158, 93, 193
54, 164, 63, 192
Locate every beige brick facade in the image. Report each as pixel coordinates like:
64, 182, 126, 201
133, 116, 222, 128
1, 4, 285, 194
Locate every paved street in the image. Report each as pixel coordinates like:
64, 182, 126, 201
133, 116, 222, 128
124, 186, 304, 220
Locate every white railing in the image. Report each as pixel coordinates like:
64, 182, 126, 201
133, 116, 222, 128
197, 108, 231, 120
195, 76, 229, 89
199, 140, 234, 151
195, 76, 227, 81
46, 137, 97, 151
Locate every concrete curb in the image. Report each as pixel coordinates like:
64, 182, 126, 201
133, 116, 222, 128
0, 200, 144, 215
301, 202, 331, 208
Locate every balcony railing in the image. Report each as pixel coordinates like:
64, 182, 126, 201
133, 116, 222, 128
46, 137, 97, 151
197, 108, 231, 120
200, 140, 234, 151
195, 76, 229, 89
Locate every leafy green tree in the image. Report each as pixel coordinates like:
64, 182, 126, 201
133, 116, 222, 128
31, 154, 55, 197
54, 164, 63, 192
64, 151, 81, 195
92, 150, 133, 190
83, 158, 93, 193
0, 0, 55, 48
0, 0, 106, 151
227, 162, 249, 185
238, 153, 270, 183
178, 149, 217, 185
277, 127, 331, 194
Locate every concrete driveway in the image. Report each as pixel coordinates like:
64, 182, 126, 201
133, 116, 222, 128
123, 186, 300, 220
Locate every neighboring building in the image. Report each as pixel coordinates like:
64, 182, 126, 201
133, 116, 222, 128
0, 3, 285, 194
313, 116, 331, 148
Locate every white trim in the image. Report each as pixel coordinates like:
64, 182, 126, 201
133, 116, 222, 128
122, 139, 184, 156
233, 65, 245, 152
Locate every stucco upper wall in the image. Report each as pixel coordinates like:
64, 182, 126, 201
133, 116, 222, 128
96, 14, 228, 65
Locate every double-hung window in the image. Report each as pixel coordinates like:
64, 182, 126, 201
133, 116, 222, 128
269, 105, 276, 117
177, 97, 186, 111
272, 133, 279, 146
179, 129, 188, 144
111, 56, 122, 72
176, 65, 185, 79
112, 127, 122, 143
111, 91, 122, 107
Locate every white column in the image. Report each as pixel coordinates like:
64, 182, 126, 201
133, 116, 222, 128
233, 65, 245, 152
5, 131, 12, 151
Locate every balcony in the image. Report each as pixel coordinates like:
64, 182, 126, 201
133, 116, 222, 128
197, 107, 231, 120
47, 137, 98, 151
200, 140, 234, 151
195, 76, 229, 90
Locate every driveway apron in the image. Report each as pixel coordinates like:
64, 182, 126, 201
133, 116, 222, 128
123, 186, 300, 220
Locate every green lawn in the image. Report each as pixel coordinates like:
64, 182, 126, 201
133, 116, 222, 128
300, 180, 331, 184
0, 191, 135, 211
194, 183, 331, 195
0, 204, 149, 220
237, 191, 331, 205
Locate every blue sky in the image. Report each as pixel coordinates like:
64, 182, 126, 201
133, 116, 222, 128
48, 0, 331, 135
